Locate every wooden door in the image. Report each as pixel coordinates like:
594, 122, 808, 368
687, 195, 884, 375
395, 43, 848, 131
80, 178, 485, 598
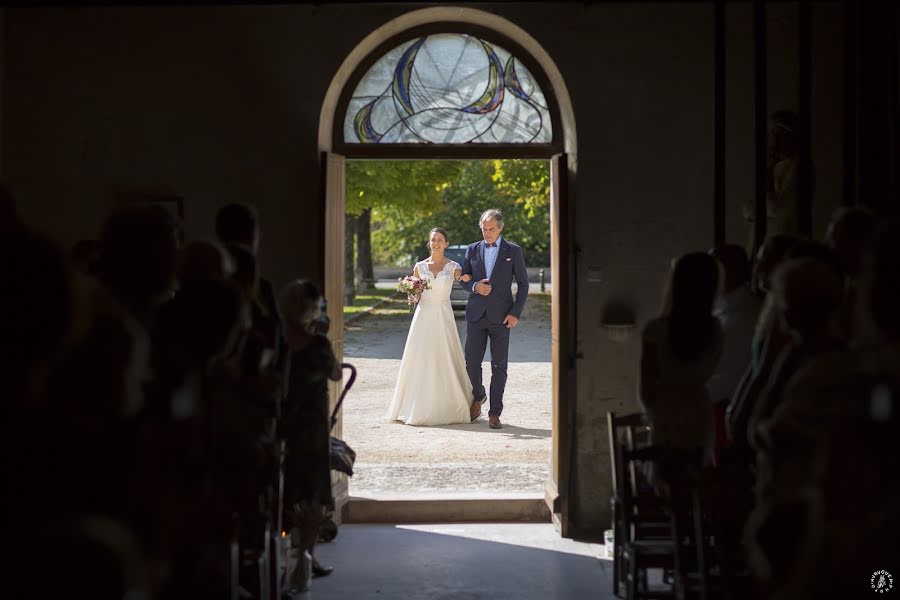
548, 152, 573, 536
322, 152, 349, 517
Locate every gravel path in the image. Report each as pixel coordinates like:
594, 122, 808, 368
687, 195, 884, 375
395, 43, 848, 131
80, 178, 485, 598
342, 293, 552, 497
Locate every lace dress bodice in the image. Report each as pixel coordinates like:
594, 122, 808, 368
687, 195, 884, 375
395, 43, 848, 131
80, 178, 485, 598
415, 260, 460, 307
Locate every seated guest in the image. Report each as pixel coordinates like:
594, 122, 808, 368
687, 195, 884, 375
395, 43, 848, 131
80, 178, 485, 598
640, 252, 723, 476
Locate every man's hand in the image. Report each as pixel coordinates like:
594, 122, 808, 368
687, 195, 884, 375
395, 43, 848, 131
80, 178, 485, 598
503, 314, 519, 329
474, 279, 492, 296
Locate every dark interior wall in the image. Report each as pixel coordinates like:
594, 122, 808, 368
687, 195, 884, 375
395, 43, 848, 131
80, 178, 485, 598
1, 8, 5, 175
3, 5, 367, 286
723, 2, 844, 247
1, 2, 847, 535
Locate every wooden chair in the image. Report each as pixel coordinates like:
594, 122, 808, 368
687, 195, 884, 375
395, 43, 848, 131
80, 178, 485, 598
656, 448, 712, 600
608, 412, 671, 598
619, 444, 679, 600
609, 412, 716, 600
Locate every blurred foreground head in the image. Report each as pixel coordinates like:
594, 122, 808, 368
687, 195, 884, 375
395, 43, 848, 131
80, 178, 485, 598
96, 205, 178, 319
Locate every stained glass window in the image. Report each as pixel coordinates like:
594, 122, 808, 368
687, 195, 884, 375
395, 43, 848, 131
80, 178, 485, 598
344, 33, 552, 144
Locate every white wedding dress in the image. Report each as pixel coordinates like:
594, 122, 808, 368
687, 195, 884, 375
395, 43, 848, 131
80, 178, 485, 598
385, 260, 472, 426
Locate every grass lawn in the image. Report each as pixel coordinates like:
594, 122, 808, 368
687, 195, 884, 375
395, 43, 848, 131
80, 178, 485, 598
343, 288, 401, 317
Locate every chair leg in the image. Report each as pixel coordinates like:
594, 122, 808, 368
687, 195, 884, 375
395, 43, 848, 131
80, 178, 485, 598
230, 537, 240, 600
613, 547, 623, 598
670, 510, 688, 600
258, 552, 269, 600
692, 491, 709, 600
626, 551, 637, 600
613, 511, 627, 598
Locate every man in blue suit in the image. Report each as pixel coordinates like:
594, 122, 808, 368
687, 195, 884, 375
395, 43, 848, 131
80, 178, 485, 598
459, 209, 530, 429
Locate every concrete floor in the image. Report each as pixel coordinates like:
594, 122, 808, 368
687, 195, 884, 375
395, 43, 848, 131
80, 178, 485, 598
306, 523, 614, 599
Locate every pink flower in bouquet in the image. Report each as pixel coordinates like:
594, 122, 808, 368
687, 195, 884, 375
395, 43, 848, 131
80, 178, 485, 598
396, 275, 430, 311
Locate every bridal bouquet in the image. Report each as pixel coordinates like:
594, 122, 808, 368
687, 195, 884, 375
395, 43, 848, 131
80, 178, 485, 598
396, 275, 430, 313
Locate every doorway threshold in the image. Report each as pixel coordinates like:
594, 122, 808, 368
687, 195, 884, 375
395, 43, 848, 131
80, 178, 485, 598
343, 493, 550, 524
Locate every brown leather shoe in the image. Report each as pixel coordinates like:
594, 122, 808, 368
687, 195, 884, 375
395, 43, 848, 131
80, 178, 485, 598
489, 415, 502, 429
470, 397, 485, 422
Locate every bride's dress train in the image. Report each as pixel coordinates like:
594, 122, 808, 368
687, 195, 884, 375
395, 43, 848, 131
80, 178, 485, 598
385, 260, 472, 426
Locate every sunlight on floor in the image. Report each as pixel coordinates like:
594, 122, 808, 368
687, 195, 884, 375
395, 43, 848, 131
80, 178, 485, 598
395, 523, 610, 560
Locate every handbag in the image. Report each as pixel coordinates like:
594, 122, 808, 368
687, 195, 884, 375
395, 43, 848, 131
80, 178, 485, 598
330, 437, 357, 476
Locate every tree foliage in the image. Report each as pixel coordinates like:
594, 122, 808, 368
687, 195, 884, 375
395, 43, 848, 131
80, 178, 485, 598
345, 160, 464, 216
346, 159, 550, 270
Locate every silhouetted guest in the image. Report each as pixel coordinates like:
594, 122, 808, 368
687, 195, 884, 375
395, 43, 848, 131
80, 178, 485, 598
136, 277, 249, 600
766, 111, 809, 236
708, 244, 761, 465
70, 239, 101, 276
151, 277, 249, 410
759, 219, 900, 497
750, 233, 800, 298
640, 252, 723, 470
278, 279, 340, 579
742, 110, 814, 251
176, 239, 234, 287
227, 244, 278, 380
709, 244, 762, 406
746, 222, 900, 600
1, 229, 80, 405
95, 205, 178, 323
823, 206, 876, 344
824, 206, 875, 281
748, 256, 846, 500
727, 234, 799, 446
216, 203, 286, 400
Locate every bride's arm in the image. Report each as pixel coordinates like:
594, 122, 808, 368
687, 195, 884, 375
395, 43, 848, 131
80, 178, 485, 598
454, 268, 471, 283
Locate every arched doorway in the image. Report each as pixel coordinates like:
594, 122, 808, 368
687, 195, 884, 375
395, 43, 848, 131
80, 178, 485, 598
318, 7, 578, 535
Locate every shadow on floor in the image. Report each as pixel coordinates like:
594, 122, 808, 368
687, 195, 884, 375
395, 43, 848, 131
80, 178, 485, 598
435, 422, 552, 439
311, 524, 612, 600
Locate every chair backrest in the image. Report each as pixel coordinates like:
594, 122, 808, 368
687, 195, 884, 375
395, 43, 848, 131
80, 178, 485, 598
608, 412, 650, 497
607, 411, 648, 500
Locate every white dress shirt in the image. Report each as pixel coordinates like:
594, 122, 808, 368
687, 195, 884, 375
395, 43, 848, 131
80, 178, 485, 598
484, 236, 501, 280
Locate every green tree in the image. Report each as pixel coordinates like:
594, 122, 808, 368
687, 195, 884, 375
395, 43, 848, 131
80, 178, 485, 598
374, 159, 551, 266
346, 160, 464, 288
346, 159, 551, 283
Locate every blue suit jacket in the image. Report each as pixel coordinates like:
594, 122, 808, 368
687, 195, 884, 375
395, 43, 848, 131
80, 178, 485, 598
460, 239, 530, 324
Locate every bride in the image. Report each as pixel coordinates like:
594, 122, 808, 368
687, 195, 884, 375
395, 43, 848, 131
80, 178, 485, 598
386, 227, 475, 426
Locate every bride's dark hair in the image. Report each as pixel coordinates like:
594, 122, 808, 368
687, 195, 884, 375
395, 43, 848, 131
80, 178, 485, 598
428, 227, 449, 250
